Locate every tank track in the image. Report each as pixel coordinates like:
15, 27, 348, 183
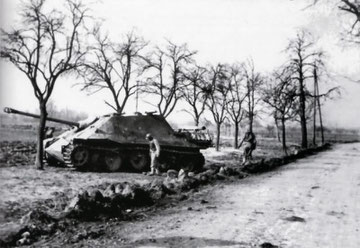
61, 143, 205, 172
62, 143, 74, 167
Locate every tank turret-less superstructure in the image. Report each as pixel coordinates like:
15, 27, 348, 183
4, 107, 212, 172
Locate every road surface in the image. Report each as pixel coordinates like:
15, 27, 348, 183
74, 143, 360, 247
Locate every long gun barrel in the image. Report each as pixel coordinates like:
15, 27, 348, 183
4, 107, 80, 127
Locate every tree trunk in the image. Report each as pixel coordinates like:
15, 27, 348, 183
248, 112, 253, 133
35, 102, 47, 170
312, 102, 317, 146
234, 122, 239, 149
216, 123, 221, 151
299, 80, 308, 148
194, 116, 199, 126
247, 85, 253, 133
313, 68, 317, 146
316, 82, 325, 145
281, 116, 287, 156
274, 117, 281, 142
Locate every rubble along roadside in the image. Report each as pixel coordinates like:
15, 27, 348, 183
0, 144, 331, 247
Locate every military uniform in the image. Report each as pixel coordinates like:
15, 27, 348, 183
147, 134, 161, 175
242, 131, 256, 164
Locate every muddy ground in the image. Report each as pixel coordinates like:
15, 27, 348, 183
0, 137, 287, 224
0, 133, 357, 247
33, 142, 358, 248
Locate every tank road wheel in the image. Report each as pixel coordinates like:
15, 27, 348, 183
182, 155, 196, 172
182, 153, 205, 172
129, 152, 149, 172
196, 153, 205, 165
71, 147, 90, 168
160, 152, 177, 171
104, 152, 122, 172
195, 153, 205, 172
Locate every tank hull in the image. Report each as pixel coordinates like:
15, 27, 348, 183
44, 114, 211, 172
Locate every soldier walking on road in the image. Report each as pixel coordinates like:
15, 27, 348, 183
146, 133, 161, 175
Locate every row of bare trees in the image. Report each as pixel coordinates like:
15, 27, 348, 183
262, 31, 339, 154
75, 28, 263, 152
1, 0, 344, 169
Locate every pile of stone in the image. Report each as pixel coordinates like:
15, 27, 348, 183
62, 166, 249, 220
162, 166, 249, 194
1, 166, 250, 247
243, 143, 331, 173
62, 167, 241, 221
0, 209, 66, 247
63, 182, 156, 220
0, 182, 159, 246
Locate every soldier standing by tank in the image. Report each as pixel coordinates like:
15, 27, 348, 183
146, 133, 161, 175
239, 130, 257, 164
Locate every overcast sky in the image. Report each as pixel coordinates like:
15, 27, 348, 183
0, 0, 359, 128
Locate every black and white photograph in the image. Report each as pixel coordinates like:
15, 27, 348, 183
0, 0, 359, 247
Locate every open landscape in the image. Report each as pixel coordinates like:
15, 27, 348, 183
0, 121, 358, 247
1, 0, 360, 247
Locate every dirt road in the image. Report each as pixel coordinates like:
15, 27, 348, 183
71, 143, 360, 248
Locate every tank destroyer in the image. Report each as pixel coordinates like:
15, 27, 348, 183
4, 107, 212, 172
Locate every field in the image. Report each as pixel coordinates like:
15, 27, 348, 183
0, 121, 358, 246
0, 124, 289, 222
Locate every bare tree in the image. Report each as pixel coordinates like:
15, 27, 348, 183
262, 67, 298, 155
286, 30, 320, 148
226, 63, 247, 149
339, 0, 360, 34
340, 0, 360, 44
80, 29, 147, 114
180, 65, 208, 126
204, 64, 230, 151
142, 41, 196, 118
0, 0, 88, 169
310, 0, 360, 43
242, 60, 263, 134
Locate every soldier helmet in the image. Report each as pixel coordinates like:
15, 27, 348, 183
145, 133, 153, 140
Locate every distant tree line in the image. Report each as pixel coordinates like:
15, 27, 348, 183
1, 0, 340, 169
